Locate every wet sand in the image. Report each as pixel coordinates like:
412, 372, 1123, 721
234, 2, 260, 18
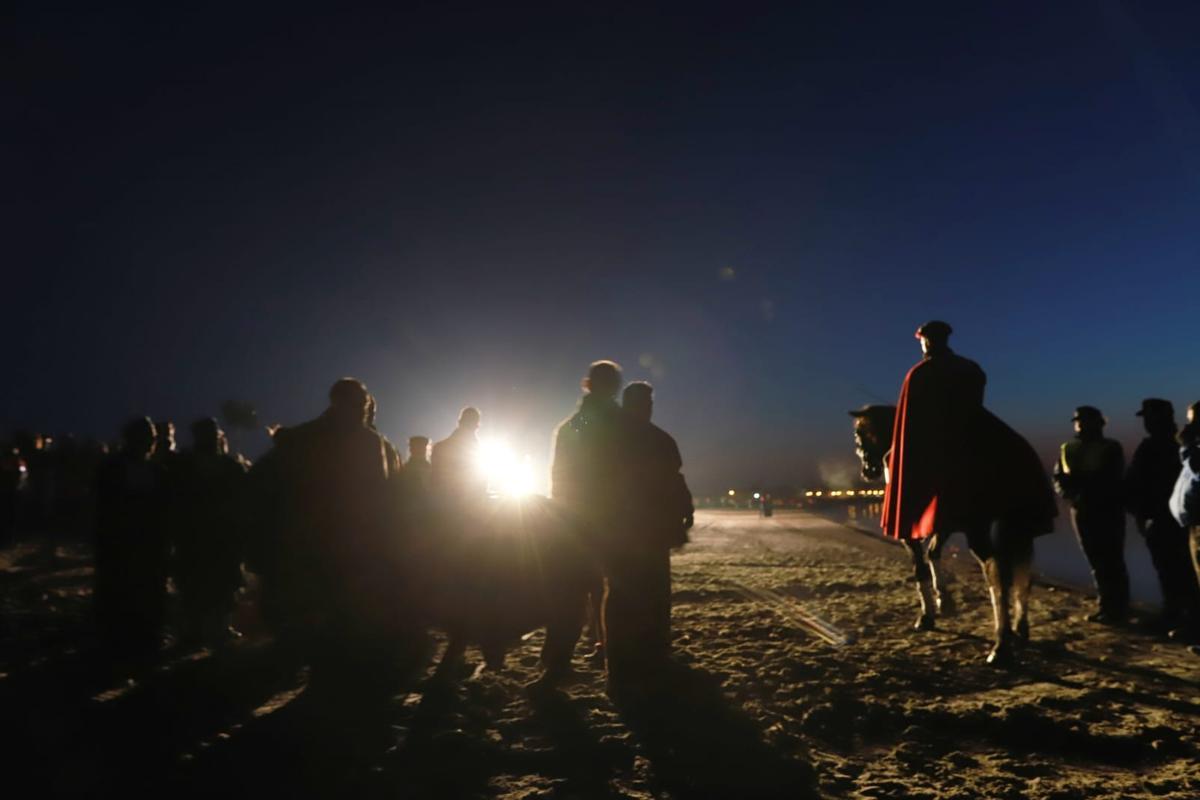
2, 510, 1197, 798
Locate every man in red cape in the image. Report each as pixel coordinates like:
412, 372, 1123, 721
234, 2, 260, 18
881, 320, 986, 629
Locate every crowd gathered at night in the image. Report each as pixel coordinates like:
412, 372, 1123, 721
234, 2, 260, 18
3, 337, 1200, 689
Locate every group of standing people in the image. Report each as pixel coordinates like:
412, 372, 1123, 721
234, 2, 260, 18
89, 362, 694, 695
552, 361, 694, 692
94, 417, 248, 657
1053, 399, 1200, 650
877, 318, 1200, 661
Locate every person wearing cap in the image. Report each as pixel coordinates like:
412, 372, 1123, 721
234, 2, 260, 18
881, 320, 986, 630
401, 435, 433, 495
1169, 401, 1200, 652
1053, 406, 1129, 623
1124, 399, 1200, 633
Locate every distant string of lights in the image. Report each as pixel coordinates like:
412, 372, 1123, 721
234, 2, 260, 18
721, 488, 886, 500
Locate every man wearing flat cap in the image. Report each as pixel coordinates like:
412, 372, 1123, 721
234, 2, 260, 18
1053, 406, 1129, 623
881, 320, 987, 629
1126, 399, 1200, 632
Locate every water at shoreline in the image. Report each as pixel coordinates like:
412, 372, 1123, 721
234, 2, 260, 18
809, 502, 1163, 608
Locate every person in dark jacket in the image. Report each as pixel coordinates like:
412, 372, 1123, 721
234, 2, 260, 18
1054, 406, 1129, 623
881, 320, 985, 628
603, 381, 693, 686
551, 360, 628, 677
402, 436, 432, 494
1124, 399, 1200, 632
432, 407, 487, 502
246, 378, 399, 683
172, 418, 249, 647
95, 417, 169, 658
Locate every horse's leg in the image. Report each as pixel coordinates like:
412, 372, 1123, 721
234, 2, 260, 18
904, 539, 936, 630
974, 522, 1015, 667
1009, 535, 1034, 644
928, 532, 956, 616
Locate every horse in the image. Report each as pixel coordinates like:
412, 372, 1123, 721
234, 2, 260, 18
406, 493, 597, 690
849, 404, 1057, 665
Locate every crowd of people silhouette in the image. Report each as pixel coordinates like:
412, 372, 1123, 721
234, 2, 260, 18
2, 360, 696, 698
3, 344, 1199, 692
851, 321, 1200, 664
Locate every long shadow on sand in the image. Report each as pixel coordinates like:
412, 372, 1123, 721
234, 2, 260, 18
614, 661, 818, 799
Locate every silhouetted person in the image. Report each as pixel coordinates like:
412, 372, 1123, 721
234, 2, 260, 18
248, 378, 400, 685
172, 418, 249, 647
1169, 401, 1200, 651
432, 407, 486, 501
881, 321, 985, 629
1054, 406, 1129, 623
94, 417, 169, 657
605, 381, 693, 688
153, 420, 180, 465
1124, 399, 1200, 632
551, 360, 629, 683
366, 393, 403, 477
402, 435, 432, 496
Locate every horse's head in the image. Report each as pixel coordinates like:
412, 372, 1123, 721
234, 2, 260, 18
848, 405, 896, 482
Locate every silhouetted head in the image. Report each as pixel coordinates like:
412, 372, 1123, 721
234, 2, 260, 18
122, 417, 157, 459
915, 320, 952, 357
407, 435, 430, 461
190, 417, 223, 455
848, 405, 896, 481
1072, 405, 1105, 438
622, 381, 654, 424
328, 378, 370, 425
155, 420, 176, 454
1136, 398, 1176, 437
583, 360, 623, 399
458, 407, 481, 431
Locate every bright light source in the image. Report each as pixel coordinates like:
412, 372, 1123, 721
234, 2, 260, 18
753, 492, 761, 500
476, 438, 535, 497
804, 491, 814, 497
728, 489, 736, 496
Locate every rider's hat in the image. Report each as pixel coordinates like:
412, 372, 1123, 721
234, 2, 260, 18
914, 320, 952, 341
1071, 405, 1105, 424
1135, 398, 1174, 419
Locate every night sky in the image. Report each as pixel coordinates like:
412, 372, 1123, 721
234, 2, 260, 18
8, 2, 1200, 493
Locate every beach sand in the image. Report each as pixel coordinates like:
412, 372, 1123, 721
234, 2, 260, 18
1, 509, 1197, 798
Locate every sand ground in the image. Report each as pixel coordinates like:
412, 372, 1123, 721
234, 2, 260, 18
2, 509, 1197, 798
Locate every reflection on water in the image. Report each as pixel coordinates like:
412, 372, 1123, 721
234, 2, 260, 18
816, 502, 1162, 608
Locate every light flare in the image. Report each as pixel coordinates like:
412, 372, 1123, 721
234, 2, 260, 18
476, 437, 535, 497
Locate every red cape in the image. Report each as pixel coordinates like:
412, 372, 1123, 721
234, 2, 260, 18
881, 353, 985, 541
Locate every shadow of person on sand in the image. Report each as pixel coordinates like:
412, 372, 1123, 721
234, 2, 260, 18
613, 660, 818, 800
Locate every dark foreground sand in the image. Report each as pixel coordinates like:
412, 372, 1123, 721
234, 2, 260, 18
2, 510, 1197, 798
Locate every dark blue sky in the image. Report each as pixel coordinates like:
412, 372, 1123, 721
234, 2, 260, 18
7, 2, 1200, 492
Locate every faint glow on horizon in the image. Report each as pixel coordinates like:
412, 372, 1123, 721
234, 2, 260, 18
476, 437, 535, 497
